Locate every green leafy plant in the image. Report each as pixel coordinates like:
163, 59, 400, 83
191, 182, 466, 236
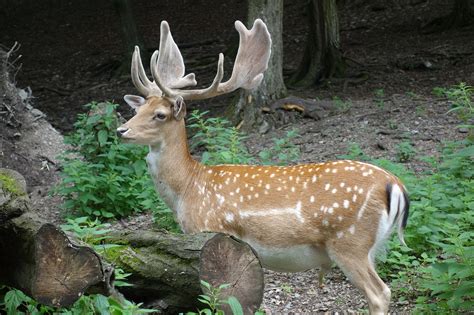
60, 216, 112, 246
332, 96, 352, 113
189, 110, 254, 165
0, 287, 155, 315
396, 141, 417, 163
374, 88, 385, 108
258, 129, 301, 165
185, 280, 243, 315
54, 102, 176, 227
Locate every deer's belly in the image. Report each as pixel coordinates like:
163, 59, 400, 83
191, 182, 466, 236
244, 240, 331, 272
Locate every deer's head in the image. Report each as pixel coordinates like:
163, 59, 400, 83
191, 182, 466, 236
117, 20, 272, 146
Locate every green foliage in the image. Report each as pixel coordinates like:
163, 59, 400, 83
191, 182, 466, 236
434, 82, 473, 139
396, 141, 417, 163
332, 96, 352, 113
0, 287, 155, 315
189, 110, 254, 165
445, 82, 473, 123
189, 110, 300, 166
185, 281, 243, 315
54, 102, 172, 223
60, 216, 112, 246
258, 129, 301, 165
374, 88, 385, 108
337, 142, 370, 161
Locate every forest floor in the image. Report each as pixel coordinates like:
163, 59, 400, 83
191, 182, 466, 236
1, 0, 473, 313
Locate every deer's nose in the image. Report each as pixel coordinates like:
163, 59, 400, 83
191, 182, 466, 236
116, 127, 129, 137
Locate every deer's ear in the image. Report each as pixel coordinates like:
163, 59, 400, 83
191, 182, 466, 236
173, 96, 186, 120
124, 95, 146, 110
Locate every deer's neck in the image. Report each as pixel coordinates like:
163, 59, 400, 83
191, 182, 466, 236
146, 125, 202, 217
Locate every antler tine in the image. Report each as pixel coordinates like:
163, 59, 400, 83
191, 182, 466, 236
150, 21, 198, 98
150, 50, 175, 97
168, 19, 271, 101
131, 46, 162, 97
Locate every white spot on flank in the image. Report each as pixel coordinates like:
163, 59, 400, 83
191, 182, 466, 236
310, 196, 315, 203
362, 172, 369, 176
338, 215, 343, 221
325, 183, 330, 191
291, 187, 295, 192
343, 200, 350, 208
270, 173, 275, 178
208, 169, 212, 174
236, 188, 240, 193
331, 188, 338, 194
277, 187, 282, 191
312, 175, 317, 183
340, 182, 345, 187
337, 231, 344, 239
254, 193, 259, 198
303, 182, 308, 189
225, 213, 234, 222
353, 194, 358, 202
358, 188, 364, 194
322, 219, 329, 226
328, 207, 334, 214
333, 202, 339, 208
357, 186, 375, 220
348, 224, 355, 234
332, 169, 337, 173
346, 187, 352, 193
325, 168, 330, 173
239, 201, 305, 223
265, 184, 271, 189
233, 202, 238, 207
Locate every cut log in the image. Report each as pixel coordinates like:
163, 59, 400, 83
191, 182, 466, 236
101, 230, 264, 314
0, 169, 115, 307
200, 234, 264, 314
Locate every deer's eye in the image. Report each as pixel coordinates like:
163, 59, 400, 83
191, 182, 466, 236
154, 113, 167, 121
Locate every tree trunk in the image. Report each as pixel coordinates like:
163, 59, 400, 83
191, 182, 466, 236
232, 0, 287, 132
113, 0, 147, 72
289, 0, 345, 87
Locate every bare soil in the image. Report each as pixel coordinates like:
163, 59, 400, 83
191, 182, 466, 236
1, 0, 473, 313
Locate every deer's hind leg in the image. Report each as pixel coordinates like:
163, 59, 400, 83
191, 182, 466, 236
325, 239, 391, 315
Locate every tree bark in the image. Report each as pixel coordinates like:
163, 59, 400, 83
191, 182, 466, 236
232, 0, 287, 132
289, 0, 345, 87
113, 0, 147, 72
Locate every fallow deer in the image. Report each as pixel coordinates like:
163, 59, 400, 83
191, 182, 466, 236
116, 19, 409, 314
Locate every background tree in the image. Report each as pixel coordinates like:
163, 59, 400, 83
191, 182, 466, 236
289, 0, 345, 87
423, 0, 473, 32
232, 0, 287, 132
113, 0, 147, 72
